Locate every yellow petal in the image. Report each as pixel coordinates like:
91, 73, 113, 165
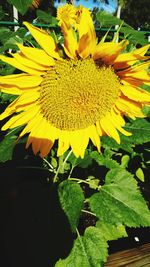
76, 6, 96, 58
0, 55, 43, 75
57, 131, 70, 156
0, 73, 43, 88
120, 69, 150, 81
133, 44, 150, 56
88, 125, 100, 151
1, 105, 39, 130
93, 40, 128, 63
0, 91, 39, 120
26, 118, 55, 156
17, 43, 55, 66
100, 115, 120, 143
109, 110, 131, 136
23, 22, 60, 59
121, 85, 150, 102
69, 129, 89, 158
61, 22, 77, 59
11, 52, 48, 71
113, 44, 150, 69
0, 85, 22, 95
96, 121, 102, 135
116, 98, 145, 118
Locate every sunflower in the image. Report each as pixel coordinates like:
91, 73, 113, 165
0, 4, 150, 158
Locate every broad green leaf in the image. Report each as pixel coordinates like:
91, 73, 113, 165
124, 119, 150, 145
0, 28, 13, 44
90, 151, 120, 169
89, 168, 150, 227
68, 152, 93, 169
96, 221, 127, 241
96, 11, 123, 27
120, 26, 148, 46
136, 168, 145, 182
58, 180, 84, 232
101, 135, 133, 153
55, 226, 108, 267
36, 10, 58, 26
0, 135, 17, 162
8, 0, 32, 15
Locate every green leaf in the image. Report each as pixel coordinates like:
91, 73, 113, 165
68, 152, 93, 169
124, 118, 150, 145
96, 221, 127, 241
51, 157, 58, 169
90, 151, 120, 169
58, 180, 84, 232
120, 26, 148, 46
0, 135, 17, 162
120, 155, 130, 168
55, 226, 108, 267
142, 106, 150, 117
36, 10, 58, 26
89, 168, 150, 227
101, 135, 133, 153
8, 0, 32, 15
96, 11, 123, 27
0, 92, 17, 103
0, 28, 13, 44
136, 168, 145, 182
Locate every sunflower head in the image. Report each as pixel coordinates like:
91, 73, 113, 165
0, 4, 150, 158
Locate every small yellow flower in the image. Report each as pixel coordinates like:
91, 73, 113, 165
57, 4, 77, 28
0, 4, 150, 158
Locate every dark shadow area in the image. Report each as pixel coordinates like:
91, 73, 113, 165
0, 147, 74, 267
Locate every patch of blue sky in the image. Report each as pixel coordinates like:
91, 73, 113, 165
54, 0, 117, 13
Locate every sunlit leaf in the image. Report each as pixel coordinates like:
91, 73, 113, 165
0, 135, 16, 162
124, 119, 150, 145
55, 227, 108, 267
90, 151, 120, 169
89, 168, 150, 227
96, 11, 123, 27
58, 180, 84, 232
136, 167, 145, 182
96, 221, 127, 241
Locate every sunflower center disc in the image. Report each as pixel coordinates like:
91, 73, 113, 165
39, 58, 120, 130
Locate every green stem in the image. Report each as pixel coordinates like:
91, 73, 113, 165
53, 150, 72, 183
62, 149, 72, 169
68, 177, 90, 185
43, 158, 55, 172
81, 209, 96, 217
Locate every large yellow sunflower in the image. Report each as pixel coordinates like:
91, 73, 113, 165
0, 4, 150, 158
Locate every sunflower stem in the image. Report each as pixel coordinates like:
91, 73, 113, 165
68, 177, 90, 185
43, 157, 55, 172
53, 150, 72, 183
